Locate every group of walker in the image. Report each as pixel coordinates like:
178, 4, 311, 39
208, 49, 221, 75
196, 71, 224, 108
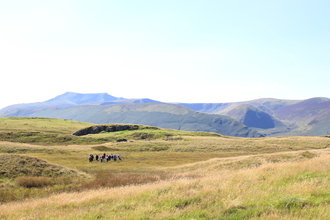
88, 153, 121, 163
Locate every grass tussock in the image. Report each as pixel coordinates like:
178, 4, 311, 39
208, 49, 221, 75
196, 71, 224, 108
16, 176, 53, 188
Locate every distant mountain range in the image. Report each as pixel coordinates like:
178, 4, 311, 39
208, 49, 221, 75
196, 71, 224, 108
1, 92, 330, 137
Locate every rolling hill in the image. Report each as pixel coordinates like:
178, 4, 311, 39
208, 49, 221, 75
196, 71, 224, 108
0, 103, 263, 137
1, 92, 330, 136
0, 92, 119, 112
1, 117, 330, 219
179, 97, 330, 136
221, 104, 290, 136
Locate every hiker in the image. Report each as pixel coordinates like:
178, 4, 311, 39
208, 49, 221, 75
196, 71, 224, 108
96, 155, 99, 161
106, 155, 110, 162
89, 154, 94, 162
118, 155, 122, 160
113, 154, 117, 162
100, 156, 104, 163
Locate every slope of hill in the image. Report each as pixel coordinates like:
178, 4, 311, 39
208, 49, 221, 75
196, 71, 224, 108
2, 92, 330, 136
274, 97, 330, 123
221, 104, 290, 136
224, 104, 275, 129
100, 98, 162, 105
0, 154, 83, 179
176, 103, 231, 114
1, 117, 330, 219
178, 100, 296, 136
0, 103, 263, 137
0, 92, 125, 112
1, 121, 330, 219
239, 98, 299, 115
272, 97, 330, 135
0, 100, 74, 112
0, 117, 91, 134
178, 98, 299, 115
179, 98, 330, 136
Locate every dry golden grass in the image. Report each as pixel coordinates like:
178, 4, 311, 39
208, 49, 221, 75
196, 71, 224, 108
0, 117, 91, 134
16, 176, 52, 188
1, 148, 330, 219
2, 118, 330, 218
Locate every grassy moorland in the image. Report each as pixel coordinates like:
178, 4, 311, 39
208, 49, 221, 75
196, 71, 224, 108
1, 117, 330, 219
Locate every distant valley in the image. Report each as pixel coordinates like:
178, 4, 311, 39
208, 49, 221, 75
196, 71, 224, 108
1, 92, 330, 137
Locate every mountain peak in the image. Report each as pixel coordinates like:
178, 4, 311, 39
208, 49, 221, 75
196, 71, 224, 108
46, 92, 123, 105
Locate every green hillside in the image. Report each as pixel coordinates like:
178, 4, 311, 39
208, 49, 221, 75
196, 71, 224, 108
2, 93, 330, 137
1, 117, 330, 219
0, 117, 91, 134
198, 98, 330, 137
272, 98, 330, 135
242, 98, 299, 114
0, 117, 223, 146
225, 104, 276, 128
274, 97, 330, 124
222, 104, 290, 136
0, 103, 263, 137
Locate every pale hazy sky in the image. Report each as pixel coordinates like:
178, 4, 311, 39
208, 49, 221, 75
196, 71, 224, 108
1, 0, 330, 109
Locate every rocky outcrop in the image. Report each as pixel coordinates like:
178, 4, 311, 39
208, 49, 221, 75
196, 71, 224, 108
116, 139, 128, 142
73, 124, 140, 136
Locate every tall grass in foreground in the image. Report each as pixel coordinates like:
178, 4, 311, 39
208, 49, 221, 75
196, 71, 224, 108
77, 171, 172, 191
1, 154, 330, 219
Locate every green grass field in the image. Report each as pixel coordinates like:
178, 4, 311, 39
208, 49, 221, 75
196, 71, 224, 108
1, 117, 330, 219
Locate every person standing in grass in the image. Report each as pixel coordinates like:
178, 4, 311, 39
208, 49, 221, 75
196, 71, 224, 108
89, 154, 94, 162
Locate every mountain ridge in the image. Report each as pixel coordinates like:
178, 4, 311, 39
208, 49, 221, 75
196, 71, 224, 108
1, 92, 330, 137
0, 102, 263, 138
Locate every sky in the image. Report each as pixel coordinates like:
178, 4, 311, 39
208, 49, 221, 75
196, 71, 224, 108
1, 0, 330, 109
